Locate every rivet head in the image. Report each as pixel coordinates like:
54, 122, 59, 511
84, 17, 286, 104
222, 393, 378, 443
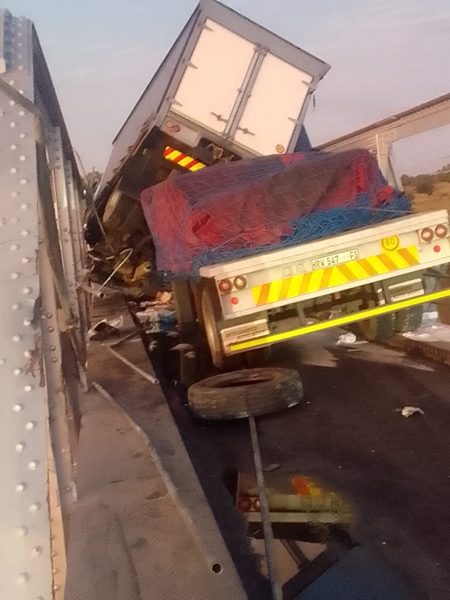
19, 132, 27, 139
20, 155, 27, 161
24, 350, 32, 358
23, 319, 32, 327
11, 244, 20, 251
21, 203, 29, 210
17, 572, 29, 584
16, 482, 27, 492
25, 421, 37, 431
21, 229, 30, 236
20, 178, 29, 185
24, 384, 34, 392
11, 217, 20, 224
11, 191, 20, 198
10, 167, 18, 174
10, 143, 17, 149
46, 312, 52, 318
29, 502, 41, 513
14, 368, 23, 375
22, 257, 31, 264
22, 287, 32, 295
10, 121, 17, 128
11, 272, 20, 279
31, 546, 43, 558
51, 357, 58, 363
0, 358, 6, 365
13, 334, 23, 342
17, 526, 28, 536
15, 442, 26, 452
18, 109, 25, 116
13, 403, 24, 412
28, 460, 40, 470
50, 345, 56, 351
12, 302, 22, 310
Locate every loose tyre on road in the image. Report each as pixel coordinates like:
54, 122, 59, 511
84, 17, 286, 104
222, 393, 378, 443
188, 367, 303, 420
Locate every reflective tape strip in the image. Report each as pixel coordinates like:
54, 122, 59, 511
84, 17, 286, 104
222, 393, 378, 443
252, 246, 419, 307
163, 146, 206, 171
291, 477, 322, 497
229, 288, 450, 352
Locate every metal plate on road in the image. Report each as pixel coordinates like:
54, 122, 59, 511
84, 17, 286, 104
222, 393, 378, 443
311, 248, 360, 270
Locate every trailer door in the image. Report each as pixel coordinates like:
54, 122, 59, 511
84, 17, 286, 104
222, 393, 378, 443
233, 53, 313, 156
172, 19, 256, 135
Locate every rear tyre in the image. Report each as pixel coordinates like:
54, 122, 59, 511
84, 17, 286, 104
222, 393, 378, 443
188, 368, 303, 420
358, 314, 395, 342
172, 277, 196, 332
394, 306, 423, 333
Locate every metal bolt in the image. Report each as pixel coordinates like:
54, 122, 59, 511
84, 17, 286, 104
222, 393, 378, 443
50, 345, 56, 351
13, 368, 23, 375
10, 167, 18, 174
17, 526, 28, 536
31, 546, 43, 558
10, 272, 20, 279
13, 334, 23, 342
24, 350, 32, 358
20, 203, 29, 210
13, 403, 24, 412
19, 155, 27, 161
28, 460, 40, 470
0, 358, 6, 365
11, 244, 20, 251
19, 178, 29, 185
29, 502, 41, 513
16, 572, 29, 584
65, 485, 72, 493
11, 190, 20, 198
22, 287, 32, 295
21, 229, 30, 236
19, 132, 27, 138
46, 312, 52, 319
12, 303, 22, 310
15, 442, 26, 452
10, 121, 17, 127
48, 326, 54, 332
16, 482, 27, 492
23, 319, 31, 327
22, 257, 31, 264
25, 421, 37, 431
51, 357, 58, 363
11, 217, 20, 224
24, 384, 34, 392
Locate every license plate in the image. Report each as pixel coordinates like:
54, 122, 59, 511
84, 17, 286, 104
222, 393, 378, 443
311, 248, 360, 270
220, 319, 269, 345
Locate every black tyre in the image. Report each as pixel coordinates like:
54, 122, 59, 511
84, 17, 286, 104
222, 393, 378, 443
394, 306, 423, 333
188, 367, 303, 420
172, 277, 196, 332
358, 314, 395, 342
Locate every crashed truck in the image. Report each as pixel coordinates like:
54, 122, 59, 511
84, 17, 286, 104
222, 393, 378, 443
88, 0, 450, 370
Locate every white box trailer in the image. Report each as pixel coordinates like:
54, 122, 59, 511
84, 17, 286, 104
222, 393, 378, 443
96, 0, 330, 199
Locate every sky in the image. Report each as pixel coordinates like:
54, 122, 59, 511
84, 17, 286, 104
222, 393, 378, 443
3, 0, 450, 175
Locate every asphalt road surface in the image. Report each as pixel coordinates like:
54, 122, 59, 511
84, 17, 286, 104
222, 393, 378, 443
152, 328, 450, 600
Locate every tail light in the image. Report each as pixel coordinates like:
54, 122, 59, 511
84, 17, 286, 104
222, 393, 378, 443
234, 276, 247, 290
218, 279, 232, 294
435, 224, 448, 239
420, 228, 434, 243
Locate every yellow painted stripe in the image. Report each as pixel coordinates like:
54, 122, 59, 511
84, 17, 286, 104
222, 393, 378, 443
178, 156, 194, 168
166, 150, 182, 161
190, 162, 206, 171
253, 246, 419, 306
230, 288, 450, 352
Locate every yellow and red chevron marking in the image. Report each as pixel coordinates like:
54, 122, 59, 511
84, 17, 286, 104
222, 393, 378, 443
163, 146, 206, 172
290, 476, 322, 497
252, 245, 419, 307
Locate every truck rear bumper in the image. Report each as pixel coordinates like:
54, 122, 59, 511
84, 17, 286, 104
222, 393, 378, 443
226, 288, 450, 353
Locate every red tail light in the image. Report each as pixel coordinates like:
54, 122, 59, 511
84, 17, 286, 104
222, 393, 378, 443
218, 279, 232, 294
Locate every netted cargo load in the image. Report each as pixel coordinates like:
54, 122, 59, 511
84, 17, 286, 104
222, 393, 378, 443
140, 149, 411, 275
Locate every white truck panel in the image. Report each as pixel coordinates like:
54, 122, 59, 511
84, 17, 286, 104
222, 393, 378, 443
234, 53, 313, 155
172, 19, 256, 134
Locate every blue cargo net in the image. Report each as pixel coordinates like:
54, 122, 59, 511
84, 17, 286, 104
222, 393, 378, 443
140, 149, 412, 276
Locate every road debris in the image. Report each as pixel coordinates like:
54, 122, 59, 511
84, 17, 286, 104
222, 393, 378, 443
88, 316, 123, 341
398, 406, 425, 418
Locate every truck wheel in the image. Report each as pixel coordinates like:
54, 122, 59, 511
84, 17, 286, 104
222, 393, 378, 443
394, 306, 423, 333
188, 368, 303, 420
172, 277, 196, 332
201, 286, 243, 371
358, 314, 394, 342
